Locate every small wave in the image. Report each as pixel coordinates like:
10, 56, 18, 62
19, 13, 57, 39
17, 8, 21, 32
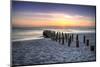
12, 36, 44, 42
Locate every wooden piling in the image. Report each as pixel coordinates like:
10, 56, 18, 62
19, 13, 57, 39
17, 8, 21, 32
83, 35, 86, 43
53, 31, 56, 41
90, 45, 95, 51
68, 36, 71, 47
86, 39, 89, 46
76, 34, 79, 41
58, 32, 61, 43
55, 32, 58, 41
65, 33, 68, 42
76, 34, 79, 48
51, 31, 53, 40
61, 32, 64, 45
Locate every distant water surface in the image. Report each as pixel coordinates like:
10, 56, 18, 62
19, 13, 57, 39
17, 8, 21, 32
12, 28, 95, 42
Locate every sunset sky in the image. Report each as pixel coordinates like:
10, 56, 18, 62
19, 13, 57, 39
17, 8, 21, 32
12, 1, 96, 28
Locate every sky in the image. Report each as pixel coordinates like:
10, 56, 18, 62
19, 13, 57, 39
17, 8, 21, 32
12, 1, 96, 28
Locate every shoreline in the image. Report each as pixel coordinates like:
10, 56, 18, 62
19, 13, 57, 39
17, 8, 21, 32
12, 36, 44, 42
12, 32, 95, 42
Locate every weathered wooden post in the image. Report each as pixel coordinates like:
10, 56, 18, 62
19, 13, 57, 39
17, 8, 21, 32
62, 32, 64, 45
86, 39, 89, 46
69, 35, 71, 42
65, 33, 68, 42
83, 35, 86, 43
52, 31, 54, 40
59, 32, 61, 43
90, 45, 95, 51
43, 30, 52, 38
76, 34, 79, 48
53, 31, 56, 41
51, 31, 55, 40
55, 32, 58, 41
71, 34, 73, 42
76, 34, 78, 40
68, 36, 71, 47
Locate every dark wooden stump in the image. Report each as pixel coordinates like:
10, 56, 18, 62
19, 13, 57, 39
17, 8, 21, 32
90, 45, 95, 51
62, 36, 64, 45
55, 32, 58, 41
58, 32, 61, 43
68, 36, 71, 47
86, 39, 89, 46
76, 40, 79, 48
76, 34, 79, 41
65, 33, 68, 42
75, 34, 79, 47
83, 35, 86, 43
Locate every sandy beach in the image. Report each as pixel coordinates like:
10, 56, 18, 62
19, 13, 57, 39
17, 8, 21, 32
12, 33, 96, 66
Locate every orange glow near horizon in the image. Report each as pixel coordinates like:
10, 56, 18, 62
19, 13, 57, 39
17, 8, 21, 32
12, 12, 95, 28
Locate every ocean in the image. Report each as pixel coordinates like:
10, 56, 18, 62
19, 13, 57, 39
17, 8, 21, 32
12, 28, 95, 42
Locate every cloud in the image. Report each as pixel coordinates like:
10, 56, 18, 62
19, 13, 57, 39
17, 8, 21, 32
12, 11, 95, 27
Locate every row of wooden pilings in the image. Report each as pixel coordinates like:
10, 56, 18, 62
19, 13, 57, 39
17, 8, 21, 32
43, 30, 95, 51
